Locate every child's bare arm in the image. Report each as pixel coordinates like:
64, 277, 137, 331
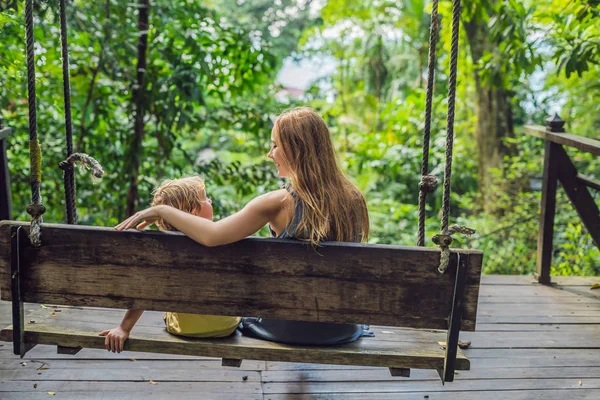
99, 309, 144, 353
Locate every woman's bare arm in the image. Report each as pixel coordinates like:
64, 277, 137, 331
115, 190, 290, 247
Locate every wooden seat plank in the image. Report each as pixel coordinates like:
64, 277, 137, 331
0, 221, 483, 331
0, 307, 469, 371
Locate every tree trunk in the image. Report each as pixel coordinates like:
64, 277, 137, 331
464, 16, 514, 211
126, 0, 149, 217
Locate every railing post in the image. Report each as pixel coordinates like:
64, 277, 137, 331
0, 116, 14, 221
535, 114, 565, 285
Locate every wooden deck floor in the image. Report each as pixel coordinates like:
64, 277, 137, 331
1, 275, 599, 399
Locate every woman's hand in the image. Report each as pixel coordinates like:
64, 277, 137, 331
115, 205, 166, 231
99, 326, 130, 353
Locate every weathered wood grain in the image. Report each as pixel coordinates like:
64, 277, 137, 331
0, 307, 469, 371
261, 366, 600, 381
536, 141, 560, 284
577, 174, 600, 192
523, 125, 600, 156
0, 381, 263, 394
0, 358, 266, 371
0, 221, 483, 330
1, 368, 261, 382
556, 145, 600, 249
263, 390, 600, 400
0, 393, 261, 400
262, 378, 600, 393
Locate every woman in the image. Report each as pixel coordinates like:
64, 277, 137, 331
116, 107, 370, 345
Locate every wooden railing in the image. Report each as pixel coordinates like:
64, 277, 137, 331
0, 117, 13, 221
524, 115, 600, 284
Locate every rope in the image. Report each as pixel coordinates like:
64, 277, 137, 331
25, 0, 45, 247
59, 153, 105, 179
58, 154, 104, 225
436, 0, 463, 274
417, 0, 440, 247
59, 0, 77, 224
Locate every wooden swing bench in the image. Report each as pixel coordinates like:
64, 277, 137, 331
0, 220, 483, 383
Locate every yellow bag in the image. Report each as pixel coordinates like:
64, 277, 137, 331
164, 312, 241, 338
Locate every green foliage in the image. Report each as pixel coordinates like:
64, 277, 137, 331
1, 0, 599, 277
1, 0, 279, 224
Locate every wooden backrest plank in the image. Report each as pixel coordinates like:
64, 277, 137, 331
0, 221, 483, 330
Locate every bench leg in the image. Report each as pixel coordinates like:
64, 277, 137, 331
57, 346, 82, 355
442, 253, 469, 384
389, 368, 410, 377
222, 358, 243, 368
10, 226, 31, 358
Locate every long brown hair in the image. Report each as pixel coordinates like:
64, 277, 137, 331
273, 107, 369, 244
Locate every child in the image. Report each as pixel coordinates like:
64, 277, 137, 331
100, 176, 241, 353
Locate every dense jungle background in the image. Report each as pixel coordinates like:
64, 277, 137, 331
1, 0, 598, 275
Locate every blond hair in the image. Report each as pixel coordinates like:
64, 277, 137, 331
152, 176, 207, 231
273, 107, 369, 244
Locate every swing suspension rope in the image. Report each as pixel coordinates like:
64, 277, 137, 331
417, 0, 440, 248
58, 0, 77, 225
24, 0, 104, 247
418, 0, 474, 273
24, 0, 44, 247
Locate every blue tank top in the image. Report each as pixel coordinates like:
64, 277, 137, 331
239, 185, 371, 346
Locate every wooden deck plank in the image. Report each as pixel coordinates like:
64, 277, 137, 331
479, 296, 600, 304
262, 366, 600, 381
481, 275, 600, 285
0, 358, 267, 371
0, 394, 262, 400
262, 379, 600, 393
558, 286, 600, 299
473, 323, 600, 332
0, 381, 263, 394
0, 394, 261, 400
263, 390, 600, 400
2, 368, 261, 382
478, 286, 585, 297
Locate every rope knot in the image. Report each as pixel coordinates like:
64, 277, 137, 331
448, 224, 476, 237
59, 153, 104, 178
27, 203, 45, 247
26, 203, 46, 218
433, 224, 476, 274
432, 233, 452, 247
419, 174, 438, 193
58, 161, 74, 171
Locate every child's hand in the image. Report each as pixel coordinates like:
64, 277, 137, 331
99, 326, 130, 353
115, 205, 165, 231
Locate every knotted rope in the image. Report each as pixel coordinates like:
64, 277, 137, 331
25, 0, 44, 246
417, 0, 475, 273
434, 0, 464, 274
58, 0, 104, 224
417, 0, 440, 247
59, 0, 78, 224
